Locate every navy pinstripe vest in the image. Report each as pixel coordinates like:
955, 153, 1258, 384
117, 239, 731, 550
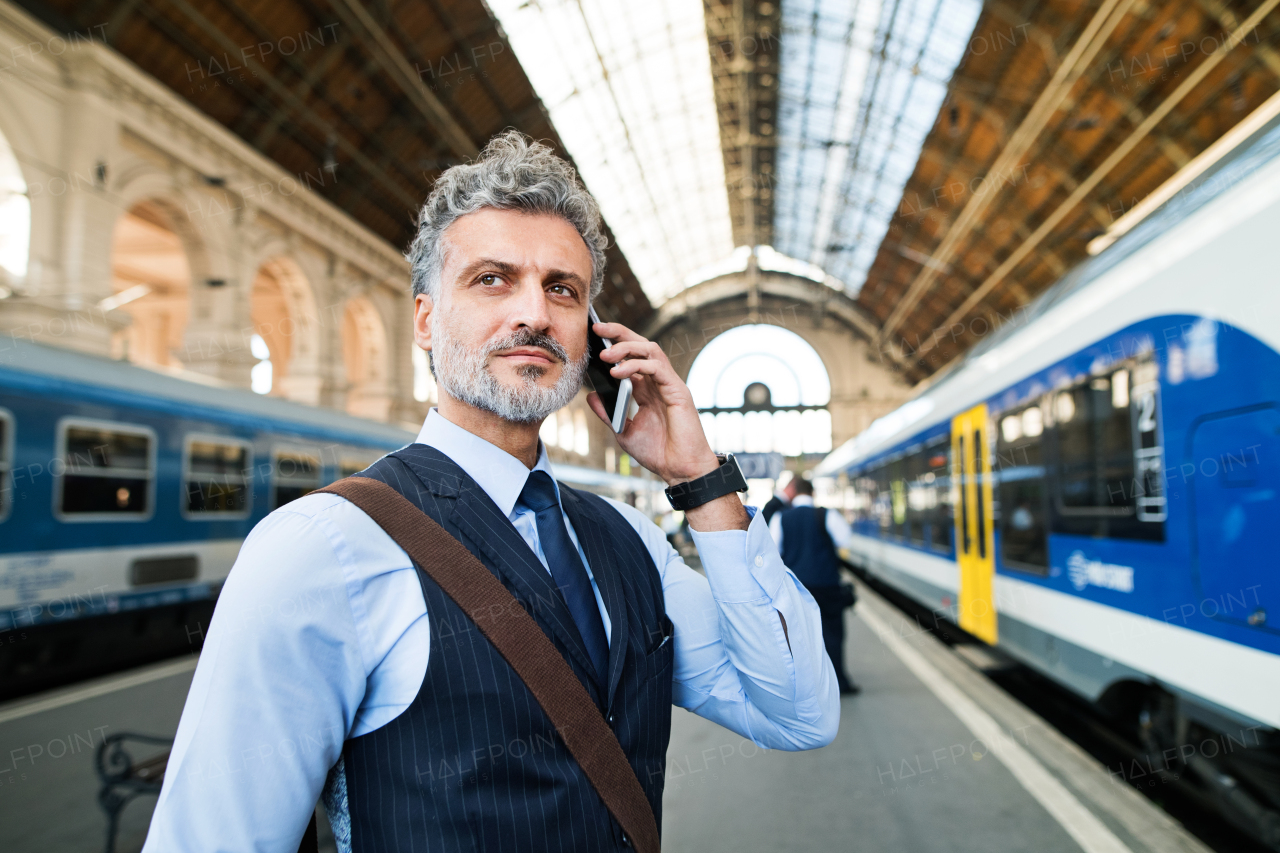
342, 445, 673, 852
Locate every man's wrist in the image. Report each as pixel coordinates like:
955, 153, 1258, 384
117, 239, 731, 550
684, 491, 751, 532
661, 451, 721, 486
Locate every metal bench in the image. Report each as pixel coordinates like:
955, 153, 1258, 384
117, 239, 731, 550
94, 732, 322, 852
95, 733, 173, 853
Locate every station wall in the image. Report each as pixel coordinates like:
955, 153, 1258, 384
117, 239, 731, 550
0, 3, 422, 428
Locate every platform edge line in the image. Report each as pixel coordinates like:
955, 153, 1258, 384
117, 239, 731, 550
858, 602, 1134, 853
0, 656, 199, 725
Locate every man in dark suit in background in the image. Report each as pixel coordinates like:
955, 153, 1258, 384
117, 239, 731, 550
770, 477, 860, 695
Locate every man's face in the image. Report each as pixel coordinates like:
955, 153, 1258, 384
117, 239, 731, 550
414, 209, 593, 423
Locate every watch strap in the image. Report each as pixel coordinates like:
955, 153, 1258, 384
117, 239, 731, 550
665, 454, 748, 511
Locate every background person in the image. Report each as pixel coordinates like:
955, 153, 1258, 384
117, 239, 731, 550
769, 477, 860, 696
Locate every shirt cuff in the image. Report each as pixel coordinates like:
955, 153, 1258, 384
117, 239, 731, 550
689, 507, 785, 603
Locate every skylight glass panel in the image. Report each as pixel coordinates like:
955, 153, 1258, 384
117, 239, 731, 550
774, 0, 981, 296
489, 0, 734, 303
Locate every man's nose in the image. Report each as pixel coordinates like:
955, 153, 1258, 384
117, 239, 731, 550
507, 278, 552, 331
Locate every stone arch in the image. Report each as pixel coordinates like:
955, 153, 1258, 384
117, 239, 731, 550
109, 163, 251, 379
107, 198, 197, 368
648, 271, 911, 448
341, 293, 392, 421
249, 254, 322, 403
110, 163, 230, 289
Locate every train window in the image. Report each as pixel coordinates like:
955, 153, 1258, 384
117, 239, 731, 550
905, 448, 928, 546
1056, 377, 1133, 513
926, 440, 952, 552
1050, 360, 1165, 541
875, 464, 891, 534
57, 420, 154, 519
272, 448, 321, 509
184, 437, 251, 516
888, 457, 906, 539
996, 402, 1049, 573
851, 474, 876, 523
0, 409, 11, 521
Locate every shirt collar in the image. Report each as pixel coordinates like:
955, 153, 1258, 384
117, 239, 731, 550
415, 409, 558, 517
791, 495, 815, 507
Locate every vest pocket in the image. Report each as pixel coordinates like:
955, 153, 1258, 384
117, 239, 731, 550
640, 616, 675, 687
644, 615, 673, 654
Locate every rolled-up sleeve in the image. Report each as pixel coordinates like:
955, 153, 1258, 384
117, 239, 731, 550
609, 501, 839, 750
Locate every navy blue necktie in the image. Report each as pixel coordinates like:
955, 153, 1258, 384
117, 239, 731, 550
518, 471, 609, 683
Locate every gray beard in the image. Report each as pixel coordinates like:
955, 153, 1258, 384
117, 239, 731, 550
431, 318, 588, 425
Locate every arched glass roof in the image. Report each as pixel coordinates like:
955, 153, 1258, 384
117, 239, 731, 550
490, 0, 981, 304
774, 0, 981, 296
489, 0, 735, 304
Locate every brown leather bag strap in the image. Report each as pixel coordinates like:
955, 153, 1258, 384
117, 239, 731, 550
315, 477, 661, 853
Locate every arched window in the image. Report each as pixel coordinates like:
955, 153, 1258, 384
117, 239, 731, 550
687, 325, 832, 457
249, 256, 319, 403
109, 201, 192, 367
341, 296, 391, 421
0, 130, 31, 284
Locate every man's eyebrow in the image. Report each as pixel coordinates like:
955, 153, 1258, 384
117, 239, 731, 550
455, 257, 521, 282
545, 269, 588, 290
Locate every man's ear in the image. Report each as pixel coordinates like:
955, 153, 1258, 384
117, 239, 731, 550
413, 293, 434, 353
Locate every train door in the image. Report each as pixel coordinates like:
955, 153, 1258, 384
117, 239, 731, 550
1190, 404, 1280, 633
952, 404, 997, 644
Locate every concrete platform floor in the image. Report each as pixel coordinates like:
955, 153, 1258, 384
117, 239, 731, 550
0, 583, 1212, 853
661, 605, 1083, 853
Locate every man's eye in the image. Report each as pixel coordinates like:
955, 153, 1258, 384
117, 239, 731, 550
549, 284, 574, 297
479, 274, 502, 286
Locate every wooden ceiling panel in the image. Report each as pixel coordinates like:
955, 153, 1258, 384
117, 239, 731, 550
861, 0, 1280, 380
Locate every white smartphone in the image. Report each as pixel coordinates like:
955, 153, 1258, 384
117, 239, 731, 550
585, 306, 633, 434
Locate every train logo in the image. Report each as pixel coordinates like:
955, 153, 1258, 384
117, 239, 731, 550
1065, 550, 1134, 593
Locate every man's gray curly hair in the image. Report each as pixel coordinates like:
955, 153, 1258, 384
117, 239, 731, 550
407, 130, 607, 302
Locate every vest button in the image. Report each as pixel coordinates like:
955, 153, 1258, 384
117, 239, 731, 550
608, 714, 615, 724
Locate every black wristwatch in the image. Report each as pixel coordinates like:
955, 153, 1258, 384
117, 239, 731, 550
664, 453, 748, 511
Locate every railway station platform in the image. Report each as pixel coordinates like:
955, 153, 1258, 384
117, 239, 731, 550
0, 583, 1211, 853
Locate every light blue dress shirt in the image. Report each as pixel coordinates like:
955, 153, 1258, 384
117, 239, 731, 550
144, 410, 839, 853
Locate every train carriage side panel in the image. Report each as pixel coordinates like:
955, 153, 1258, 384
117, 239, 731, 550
0, 355, 411, 633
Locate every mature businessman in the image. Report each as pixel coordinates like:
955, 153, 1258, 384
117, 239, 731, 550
144, 132, 839, 852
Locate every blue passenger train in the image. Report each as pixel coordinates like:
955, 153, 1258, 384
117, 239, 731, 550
0, 340, 414, 696
819, 107, 1280, 840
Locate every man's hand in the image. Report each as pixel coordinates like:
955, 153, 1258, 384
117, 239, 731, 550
586, 322, 748, 532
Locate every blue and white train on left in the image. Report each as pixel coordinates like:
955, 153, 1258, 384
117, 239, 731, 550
0, 339, 413, 695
